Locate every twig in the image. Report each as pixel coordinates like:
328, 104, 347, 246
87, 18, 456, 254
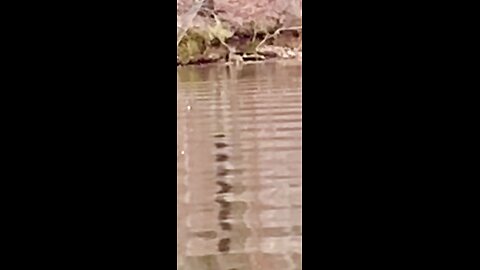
255, 25, 302, 51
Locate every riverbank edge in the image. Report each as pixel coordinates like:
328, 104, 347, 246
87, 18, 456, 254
177, 25, 302, 66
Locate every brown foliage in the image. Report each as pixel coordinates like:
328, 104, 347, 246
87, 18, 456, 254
177, 0, 302, 30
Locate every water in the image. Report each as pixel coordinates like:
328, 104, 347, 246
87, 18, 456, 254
177, 62, 302, 270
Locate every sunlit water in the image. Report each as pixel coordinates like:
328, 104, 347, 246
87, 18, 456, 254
177, 62, 302, 270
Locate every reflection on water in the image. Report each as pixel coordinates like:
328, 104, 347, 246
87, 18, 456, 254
177, 62, 302, 270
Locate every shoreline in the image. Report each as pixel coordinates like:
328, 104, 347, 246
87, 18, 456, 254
177, 57, 302, 69
177, 23, 302, 66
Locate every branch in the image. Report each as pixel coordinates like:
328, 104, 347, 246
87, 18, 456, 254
177, 0, 205, 47
255, 25, 302, 51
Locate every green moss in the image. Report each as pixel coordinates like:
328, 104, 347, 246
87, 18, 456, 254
177, 24, 234, 65
177, 30, 209, 65
207, 23, 233, 43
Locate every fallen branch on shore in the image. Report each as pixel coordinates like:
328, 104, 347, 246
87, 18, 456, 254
255, 26, 302, 52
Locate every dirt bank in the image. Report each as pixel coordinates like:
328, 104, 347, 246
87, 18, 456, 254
177, 0, 302, 66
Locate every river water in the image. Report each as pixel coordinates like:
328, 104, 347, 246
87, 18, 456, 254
177, 62, 302, 270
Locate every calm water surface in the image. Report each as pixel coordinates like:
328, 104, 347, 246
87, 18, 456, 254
177, 62, 302, 270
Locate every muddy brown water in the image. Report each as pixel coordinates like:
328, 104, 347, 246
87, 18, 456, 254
177, 62, 302, 270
